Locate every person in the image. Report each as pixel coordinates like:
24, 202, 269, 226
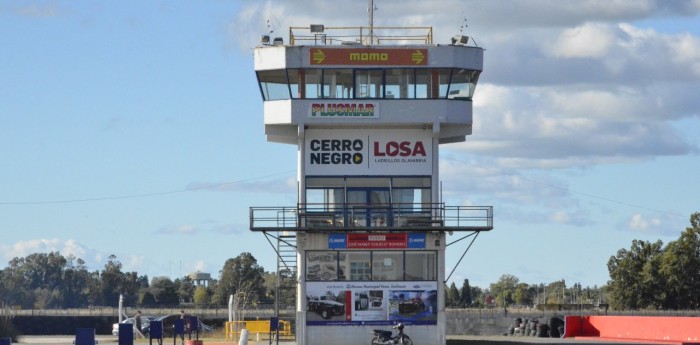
180, 310, 190, 334
134, 310, 143, 338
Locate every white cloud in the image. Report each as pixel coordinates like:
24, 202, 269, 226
0, 239, 104, 269
622, 212, 684, 236
549, 23, 615, 58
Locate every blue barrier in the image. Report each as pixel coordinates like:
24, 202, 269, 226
118, 323, 133, 345
75, 328, 95, 345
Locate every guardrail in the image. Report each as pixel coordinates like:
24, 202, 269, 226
250, 203, 493, 232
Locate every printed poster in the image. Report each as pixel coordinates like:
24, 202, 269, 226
306, 281, 437, 326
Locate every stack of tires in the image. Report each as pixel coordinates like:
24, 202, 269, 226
548, 317, 565, 338
528, 319, 539, 337
505, 316, 565, 338
536, 322, 549, 337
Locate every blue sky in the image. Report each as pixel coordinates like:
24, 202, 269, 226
1, 0, 699, 291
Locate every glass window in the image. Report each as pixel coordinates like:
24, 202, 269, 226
372, 251, 404, 281
437, 68, 452, 99
323, 69, 354, 99
257, 70, 290, 100
413, 69, 430, 99
306, 251, 338, 281
405, 251, 436, 281
345, 251, 371, 281
385, 69, 412, 99
355, 69, 384, 98
288, 69, 302, 99
447, 69, 478, 100
305, 69, 323, 99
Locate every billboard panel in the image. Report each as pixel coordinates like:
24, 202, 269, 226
328, 233, 426, 249
310, 48, 428, 66
306, 281, 438, 326
305, 129, 432, 175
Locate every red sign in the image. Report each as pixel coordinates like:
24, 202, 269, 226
310, 48, 428, 65
346, 233, 408, 249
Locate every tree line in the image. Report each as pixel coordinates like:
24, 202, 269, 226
1, 212, 697, 310
0, 251, 277, 310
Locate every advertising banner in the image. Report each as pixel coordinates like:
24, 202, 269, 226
305, 128, 432, 175
310, 48, 428, 66
306, 281, 438, 326
328, 233, 426, 249
309, 102, 379, 119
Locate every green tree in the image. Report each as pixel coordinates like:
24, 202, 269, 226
447, 282, 459, 307
607, 239, 664, 309
659, 212, 700, 309
151, 277, 179, 306
215, 252, 265, 308
490, 274, 518, 306
193, 286, 209, 307
139, 291, 157, 307
459, 279, 472, 307
513, 283, 531, 306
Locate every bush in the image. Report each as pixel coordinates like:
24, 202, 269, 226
1, 315, 20, 342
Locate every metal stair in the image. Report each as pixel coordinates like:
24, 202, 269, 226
275, 232, 297, 316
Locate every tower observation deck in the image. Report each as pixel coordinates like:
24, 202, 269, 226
249, 26, 492, 345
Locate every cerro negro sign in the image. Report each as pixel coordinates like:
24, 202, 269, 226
305, 129, 432, 175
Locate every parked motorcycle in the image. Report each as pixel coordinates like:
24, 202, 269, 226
371, 322, 413, 345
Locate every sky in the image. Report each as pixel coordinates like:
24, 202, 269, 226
1, 0, 699, 292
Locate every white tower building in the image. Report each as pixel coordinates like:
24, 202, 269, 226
250, 26, 492, 345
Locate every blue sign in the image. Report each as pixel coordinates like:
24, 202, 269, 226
407, 233, 426, 248
328, 234, 346, 248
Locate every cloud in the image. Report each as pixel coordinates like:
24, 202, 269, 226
0, 238, 103, 268
156, 222, 242, 235
620, 212, 685, 236
549, 22, 615, 58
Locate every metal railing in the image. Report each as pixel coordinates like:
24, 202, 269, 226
289, 26, 433, 46
250, 203, 492, 232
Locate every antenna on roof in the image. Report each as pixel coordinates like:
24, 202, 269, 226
261, 16, 282, 46
456, 16, 479, 47
366, 0, 378, 45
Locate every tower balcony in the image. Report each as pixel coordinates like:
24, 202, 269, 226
249, 203, 493, 232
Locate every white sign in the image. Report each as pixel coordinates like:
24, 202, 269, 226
304, 129, 433, 175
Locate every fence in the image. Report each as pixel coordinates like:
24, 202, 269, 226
225, 320, 293, 341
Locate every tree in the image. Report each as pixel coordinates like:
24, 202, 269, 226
513, 283, 531, 306
151, 277, 179, 306
459, 279, 473, 307
215, 252, 265, 308
193, 286, 209, 307
447, 282, 459, 307
659, 212, 700, 309
490, 274, 519, 306
607, 239, 664, 309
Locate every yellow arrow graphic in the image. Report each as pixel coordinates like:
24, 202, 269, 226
312, 49, 325, 64
411, 50, 424, 64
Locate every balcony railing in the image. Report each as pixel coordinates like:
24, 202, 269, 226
249, 203, 492, 232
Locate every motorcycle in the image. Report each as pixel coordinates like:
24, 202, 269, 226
371, 322, 413, 345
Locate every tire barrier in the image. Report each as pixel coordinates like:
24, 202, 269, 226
503, 316, 564, 338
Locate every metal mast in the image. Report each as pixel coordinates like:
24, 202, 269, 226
367, 0, 376, 45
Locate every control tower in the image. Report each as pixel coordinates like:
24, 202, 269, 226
250, 25, 493, 345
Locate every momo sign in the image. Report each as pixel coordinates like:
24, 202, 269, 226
310, 48, 428, 66
304, 129, 432, 175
